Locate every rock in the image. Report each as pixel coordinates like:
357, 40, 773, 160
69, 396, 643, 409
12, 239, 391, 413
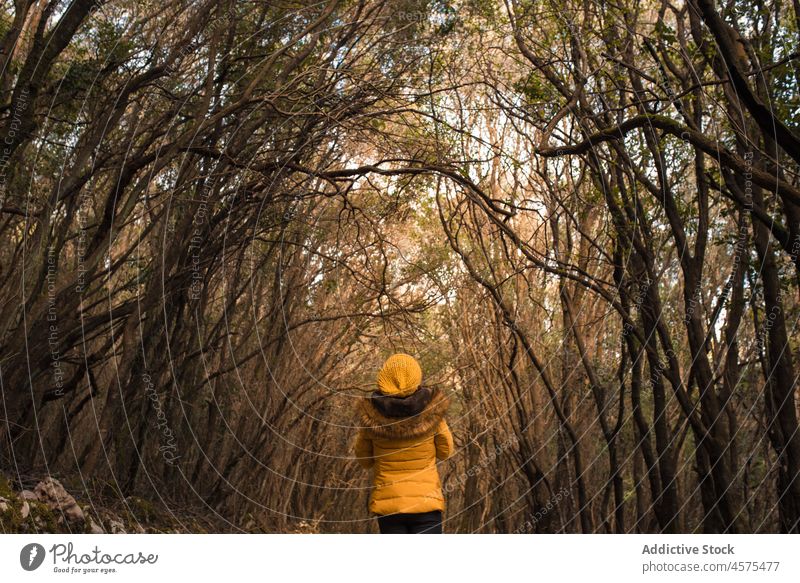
20, 490, 37, 501
20, 500, 30, 520
87, 516, 105, 534
33, 478, 84, 525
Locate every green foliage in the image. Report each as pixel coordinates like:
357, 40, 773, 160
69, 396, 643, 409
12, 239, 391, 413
653, 20, 677, 45
514, 73, 559, 115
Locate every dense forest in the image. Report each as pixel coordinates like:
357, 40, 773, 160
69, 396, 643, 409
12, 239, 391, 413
0, 0, 799, 533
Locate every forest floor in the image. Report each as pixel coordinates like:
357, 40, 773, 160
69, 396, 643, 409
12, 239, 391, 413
0, 470, 325, 533
0, 470, 222, 534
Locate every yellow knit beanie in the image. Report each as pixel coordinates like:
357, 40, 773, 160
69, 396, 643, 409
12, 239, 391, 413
376, 353, 422, 397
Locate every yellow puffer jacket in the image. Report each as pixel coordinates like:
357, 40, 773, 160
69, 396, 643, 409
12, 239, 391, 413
354, 387, 453, 515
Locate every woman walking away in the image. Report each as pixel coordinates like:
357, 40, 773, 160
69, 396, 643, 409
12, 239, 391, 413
354, 353, 454, 533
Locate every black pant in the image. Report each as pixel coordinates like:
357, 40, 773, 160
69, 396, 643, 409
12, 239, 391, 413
377, 510, 443, 534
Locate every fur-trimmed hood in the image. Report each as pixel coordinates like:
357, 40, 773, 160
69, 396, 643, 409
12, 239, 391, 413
358, 386, 450, 440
